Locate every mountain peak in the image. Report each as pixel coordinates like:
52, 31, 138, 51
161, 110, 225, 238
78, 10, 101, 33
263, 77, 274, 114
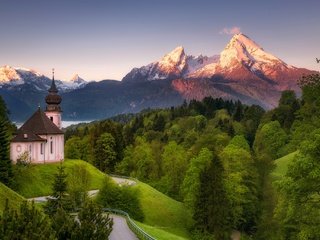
219, 33, 283, 69
159, 46, 186, 67
0, 65, 22, 83
229, 33, 262, 50
70, 74, 85, 83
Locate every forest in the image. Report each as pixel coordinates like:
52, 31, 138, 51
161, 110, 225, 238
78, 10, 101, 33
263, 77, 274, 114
1, 74, 320, 239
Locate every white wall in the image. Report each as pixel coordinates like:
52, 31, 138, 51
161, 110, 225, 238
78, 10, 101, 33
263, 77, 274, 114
10, 134, 64, 164
45, 111, 62, 129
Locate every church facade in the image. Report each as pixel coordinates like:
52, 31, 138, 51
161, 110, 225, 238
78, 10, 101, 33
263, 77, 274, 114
10, 72, 64, 164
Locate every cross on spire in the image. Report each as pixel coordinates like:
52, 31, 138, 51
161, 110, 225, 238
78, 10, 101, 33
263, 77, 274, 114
48, 68, 58, 93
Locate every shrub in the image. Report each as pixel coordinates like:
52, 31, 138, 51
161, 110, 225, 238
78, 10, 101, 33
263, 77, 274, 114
96, 177, 144, 221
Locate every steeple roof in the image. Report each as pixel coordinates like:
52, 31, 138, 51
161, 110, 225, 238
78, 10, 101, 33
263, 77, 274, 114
45, 68, 62, 110
48, 77, 58, 93
11, 108, 63, 142
48, 68, 58, 93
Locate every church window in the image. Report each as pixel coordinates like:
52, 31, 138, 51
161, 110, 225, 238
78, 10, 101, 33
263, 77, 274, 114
16, 145, 21, 152
50, 141, 53, 154
40, 143, 44, 155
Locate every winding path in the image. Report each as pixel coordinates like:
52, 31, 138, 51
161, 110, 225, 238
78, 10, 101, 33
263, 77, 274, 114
109, 214, 139, 240
27, 176, 138, 240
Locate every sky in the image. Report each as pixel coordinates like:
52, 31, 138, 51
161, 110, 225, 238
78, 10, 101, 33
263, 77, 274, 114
0, 0, 319, 81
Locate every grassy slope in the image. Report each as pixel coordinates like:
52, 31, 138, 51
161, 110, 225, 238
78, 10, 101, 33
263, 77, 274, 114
136, 221, 188, 240
0, 182, 25, 213
15, 159, 106, 198
13, 159, 192, 239
133, 181, 193, 239
272, 151, 297, 180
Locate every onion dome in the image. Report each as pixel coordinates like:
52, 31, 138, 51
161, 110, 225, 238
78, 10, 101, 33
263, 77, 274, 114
45, 69, 62, 112
45, 93, 62, 105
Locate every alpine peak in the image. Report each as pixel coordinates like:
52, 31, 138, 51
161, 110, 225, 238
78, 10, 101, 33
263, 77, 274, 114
219, 33, 285, 69
158, 46, 186, 68
70, 74, 85, 83
0, 65, 22, 83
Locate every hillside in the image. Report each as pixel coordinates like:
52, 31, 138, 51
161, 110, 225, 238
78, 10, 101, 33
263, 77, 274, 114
0, 182, 25, 213
133, 181, 193, 239
15, 159, 106, 198
272, 151, 297, 180
13, 159, 192, 239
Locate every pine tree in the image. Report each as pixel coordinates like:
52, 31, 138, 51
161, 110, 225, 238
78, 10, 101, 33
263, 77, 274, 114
0, 119, 13, 188
71, 201, 113, 239
194, 155, 231, 240
153, 114, 166, 131
51, 207, 74, 240
0, 200, 55, 240
45, 163, 71, 215
233, 100, 244, 122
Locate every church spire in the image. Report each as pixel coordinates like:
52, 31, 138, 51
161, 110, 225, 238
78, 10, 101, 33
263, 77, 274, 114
48, 68, 58, 93
45, 68, 62, 112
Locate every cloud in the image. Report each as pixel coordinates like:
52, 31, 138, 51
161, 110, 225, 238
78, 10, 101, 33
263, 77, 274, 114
219, 27, 241, 35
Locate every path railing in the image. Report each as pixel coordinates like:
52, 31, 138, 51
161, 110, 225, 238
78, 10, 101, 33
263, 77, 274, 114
103, 208, 156, 240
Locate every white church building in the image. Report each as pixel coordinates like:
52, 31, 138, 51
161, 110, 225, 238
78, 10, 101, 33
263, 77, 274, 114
10, 71, 64, 163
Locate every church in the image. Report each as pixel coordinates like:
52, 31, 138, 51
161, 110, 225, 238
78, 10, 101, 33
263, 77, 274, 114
10, 71, 64, 164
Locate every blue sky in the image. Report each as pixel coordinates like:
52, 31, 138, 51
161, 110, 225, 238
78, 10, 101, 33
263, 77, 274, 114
0, 0, 319, 80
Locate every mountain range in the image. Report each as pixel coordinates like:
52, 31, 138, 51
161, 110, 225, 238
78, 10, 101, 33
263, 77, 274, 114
0, 34, 316, 121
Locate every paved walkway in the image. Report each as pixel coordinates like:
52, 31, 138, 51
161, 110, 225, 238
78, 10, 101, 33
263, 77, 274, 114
109, 214, 139, 240
111, 176, 136, 186
28, 177, 136, 203
27, 176, 138, 240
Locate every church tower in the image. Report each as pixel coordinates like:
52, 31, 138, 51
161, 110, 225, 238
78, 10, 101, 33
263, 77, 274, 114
45, 69, 62, 129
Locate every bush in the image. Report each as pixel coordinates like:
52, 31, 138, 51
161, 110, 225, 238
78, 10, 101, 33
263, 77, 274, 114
96, 177, 144, 221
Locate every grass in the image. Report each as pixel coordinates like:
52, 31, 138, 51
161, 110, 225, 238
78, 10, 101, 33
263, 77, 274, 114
0, 182, 25, 213
13, 159, 192, 239
135, 221, 189, 240
272, 151, 297, 180
15, 159, 107, 198
133, 181, 193, 239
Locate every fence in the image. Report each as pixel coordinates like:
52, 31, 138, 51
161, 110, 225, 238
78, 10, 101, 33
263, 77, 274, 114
103, 208, 156, 240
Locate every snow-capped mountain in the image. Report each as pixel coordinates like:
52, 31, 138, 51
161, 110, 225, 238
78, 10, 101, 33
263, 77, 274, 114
0, 66, 88, 92
123, 33, 315, 108
61, 74, 87, 90
122, 46, 219, 82
1, 33, 317, 121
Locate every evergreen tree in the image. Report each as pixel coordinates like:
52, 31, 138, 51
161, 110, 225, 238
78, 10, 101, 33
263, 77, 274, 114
71, 201, 113, 240
45, 163, 70, 215
0, 96, 9, 122
51, 207, 74, 240
0, 119, 13, 188
194, 155, 231, 240
153, 113, 166, 132
0, 200, 55, 240
233, 100, 244, 122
